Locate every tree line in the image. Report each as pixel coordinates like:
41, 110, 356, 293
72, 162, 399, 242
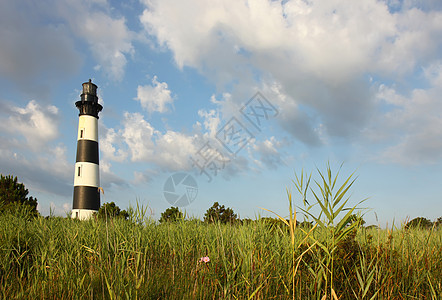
1, 174, 441, 229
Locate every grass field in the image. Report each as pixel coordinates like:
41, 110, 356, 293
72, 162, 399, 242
1, 206, 441, 299
1, 165, 441, 299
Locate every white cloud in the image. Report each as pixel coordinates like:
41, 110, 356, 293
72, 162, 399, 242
0, 100, 59, 150
365, 62, 442, 164
0, 99, 131, 198
119, 112, 197, 170
251, 136, 287, 170
140, 0, 442, 151
0, 0, 138, 89
135, 76, 174, 113
155, 130, 198, 170
197, 108, 221, 138
101, 109, 251, 175
100, 126, 128, 162
0, 101, 73, 198
55, 0, 135, 81
140, 0, 413, 79
122, 112, 155, 162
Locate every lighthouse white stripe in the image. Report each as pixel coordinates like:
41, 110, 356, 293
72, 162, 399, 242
71, 209, 96, 220
77, 115, 98, 141
74, 162, 100, 187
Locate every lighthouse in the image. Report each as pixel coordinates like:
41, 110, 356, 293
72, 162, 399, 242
72, 79, 103, 220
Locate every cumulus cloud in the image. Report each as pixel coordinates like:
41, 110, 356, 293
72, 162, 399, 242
55, 0, 135, 81
100, 126, 128, 162
100, 106, 278, 180
155, 130, 199, 170
101, 112, 199, 172
197, 108, 221, 138
0, 100, 59, 150
140, 0, 442, 163
365, 62, 442, 165
251, 137, 288, 170
0, 101, 72, 198
135, 76, 174, 113
0, 0, 136, 86
121, 111, 199, 171
141, 0, 442, 80
122, 112, 156, 161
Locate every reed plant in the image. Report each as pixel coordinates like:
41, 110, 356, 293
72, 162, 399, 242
0, 165, 441, 299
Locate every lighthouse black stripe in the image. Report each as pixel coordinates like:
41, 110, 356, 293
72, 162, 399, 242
73, 186, 101, 210
76, 139, 99, 164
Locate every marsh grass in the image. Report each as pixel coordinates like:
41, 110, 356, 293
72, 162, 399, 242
0, 210, 441, 299
1, 164, 441, 299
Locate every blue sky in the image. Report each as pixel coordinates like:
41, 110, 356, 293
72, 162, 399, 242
1, 0, 442, 226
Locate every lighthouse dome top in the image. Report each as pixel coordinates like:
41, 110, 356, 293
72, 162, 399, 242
82, 79, 97, 98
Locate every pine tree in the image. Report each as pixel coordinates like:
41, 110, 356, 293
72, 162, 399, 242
159, 206, 183, 223
204, 202, 238, 224
0, 174, 38, 215
97, 202, 129, 220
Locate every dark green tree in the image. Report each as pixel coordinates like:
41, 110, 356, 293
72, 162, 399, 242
405, 217, 433, 229
159, 206, 183, 223
204, 202, 238, 224
0, 174, 38, 216
435, 217, 442, 228
97, 202, 129, 220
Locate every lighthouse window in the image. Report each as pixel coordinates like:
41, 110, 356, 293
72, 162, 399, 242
77, 166, 81, 177
80, 129, 83, 138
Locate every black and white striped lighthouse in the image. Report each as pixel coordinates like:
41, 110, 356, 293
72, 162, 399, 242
72, 79, 103, 220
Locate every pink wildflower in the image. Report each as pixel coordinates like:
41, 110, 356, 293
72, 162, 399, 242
199, 256, 210, 263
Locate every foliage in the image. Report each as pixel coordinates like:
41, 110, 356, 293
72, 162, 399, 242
435, 217, 442, 228
365, 224, 380, 230
405, 217, 433, 229
298, 220, 313, 228
260, 217, 290, 233
262, 162, 367, 298
1, 165, 441, 299
159, 206, 183, 223
97, 202, 129, 220
297, 163, 367, 298
1, 207, 441, 299
0, 174, 38, 216
204, 202, 238, 224
348, 214, 366, 227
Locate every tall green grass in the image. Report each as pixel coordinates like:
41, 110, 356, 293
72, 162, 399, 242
0, 164, 441, 299
1, 210, 441, 299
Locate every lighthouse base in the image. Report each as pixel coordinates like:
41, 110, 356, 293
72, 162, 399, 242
71, 209, 97, 220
